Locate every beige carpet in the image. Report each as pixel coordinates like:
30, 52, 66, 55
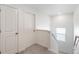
20, 44, 55, 54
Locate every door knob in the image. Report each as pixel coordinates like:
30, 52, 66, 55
33, 30, 35, 32
16, 33, 19, 35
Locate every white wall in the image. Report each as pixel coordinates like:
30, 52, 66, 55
35, 13, 50, 48
35, 13, 50, 31
6, 4, 37, 14
50, 14, 74, 53
74, 6, 79, 37
73, 6, 79, 54
35, 30, 50, 48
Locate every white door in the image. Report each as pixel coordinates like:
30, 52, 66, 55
18, 10, 34, 52
1, 6, 18, 54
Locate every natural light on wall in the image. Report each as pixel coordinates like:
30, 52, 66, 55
75, 26, 79, 36
56, 28, 66, 42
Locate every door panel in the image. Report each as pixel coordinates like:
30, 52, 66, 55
1, 6, 18, 53
5, 33, 17, 51
18, 10, 34, 52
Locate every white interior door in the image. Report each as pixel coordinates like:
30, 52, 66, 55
1, 6, 18, 54
18, 10, 34, 52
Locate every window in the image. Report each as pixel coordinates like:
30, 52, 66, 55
56, 28, 66, 42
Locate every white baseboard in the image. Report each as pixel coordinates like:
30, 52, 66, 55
48, 49, 59, 54
36, 42, 49, 48
18, 42, 35, 53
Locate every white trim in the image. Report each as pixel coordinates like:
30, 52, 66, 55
48, 48, 59, 54
18, 43, 35, 53
36, 42, 49, 48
